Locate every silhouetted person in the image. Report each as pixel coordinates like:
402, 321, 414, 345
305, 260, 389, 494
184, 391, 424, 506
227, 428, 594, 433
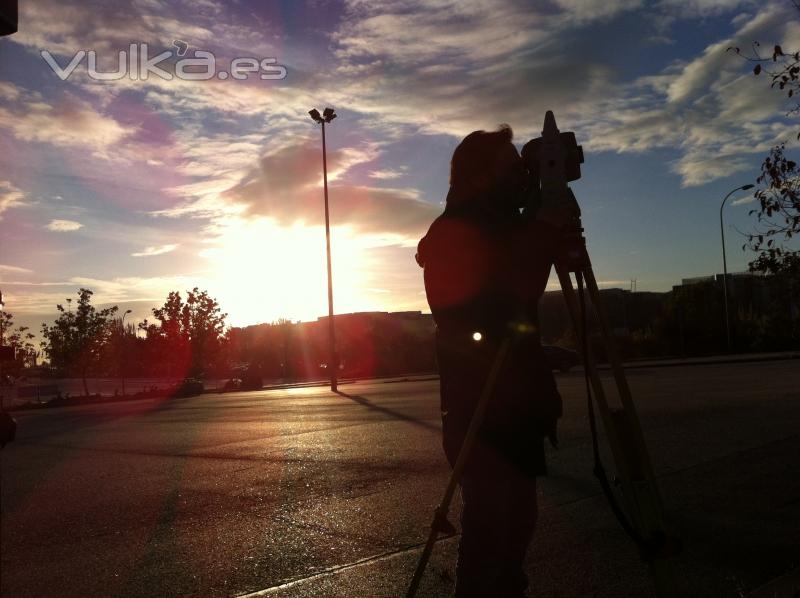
416, 125, 564, 597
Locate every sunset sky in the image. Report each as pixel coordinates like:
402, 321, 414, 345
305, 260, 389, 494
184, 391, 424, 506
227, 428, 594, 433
1, 0, 799, 332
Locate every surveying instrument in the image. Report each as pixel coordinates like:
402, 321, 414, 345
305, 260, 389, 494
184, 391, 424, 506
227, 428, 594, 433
407, 112, 681, 597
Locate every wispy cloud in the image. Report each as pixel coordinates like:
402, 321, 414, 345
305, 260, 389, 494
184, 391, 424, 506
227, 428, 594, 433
150, 136, 438, 244
731, 194, 756, 205
0, 264, 33, 274
3, 274, 205, 313
0, 85, 135, 159
0, 180, 25, 219
584, 2, 796, 186
326, 0, 791, 187
369, 168, 406, 180
46, 219, 83, 232
221, 139, 439, 243
132, 244, 178, 257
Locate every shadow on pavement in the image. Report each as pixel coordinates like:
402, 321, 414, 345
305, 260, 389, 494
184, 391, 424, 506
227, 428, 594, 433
334, 391, 440, 433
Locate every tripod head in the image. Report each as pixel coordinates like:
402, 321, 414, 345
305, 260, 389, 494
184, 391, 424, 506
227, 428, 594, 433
521, 111, 586, 269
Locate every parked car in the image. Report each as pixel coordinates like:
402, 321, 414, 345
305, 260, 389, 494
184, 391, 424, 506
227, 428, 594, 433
174, 378, 204, 397
542, 345, 580, 372
222, 378, 242, 391
230, 364, 263, 391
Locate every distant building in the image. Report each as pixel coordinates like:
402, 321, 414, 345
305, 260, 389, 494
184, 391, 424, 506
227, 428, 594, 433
674, 271, 772, 314
680, 275, 714, 286
538, 288, 669, 344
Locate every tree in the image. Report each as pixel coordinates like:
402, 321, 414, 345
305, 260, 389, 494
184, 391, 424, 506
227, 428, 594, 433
102, 315, 138, 391
746, 143, 800, 260
657, 280, 726, 356
0, 310, 38, 373
140, 288, 227, 377
748, 250, 800, 346
40, 288, 118, 396
730, 7, 800, 266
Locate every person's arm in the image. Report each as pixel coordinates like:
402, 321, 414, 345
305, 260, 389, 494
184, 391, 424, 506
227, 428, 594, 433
419, 215, 494, 332
512, 216, 564, 448
513, 217, 562, 308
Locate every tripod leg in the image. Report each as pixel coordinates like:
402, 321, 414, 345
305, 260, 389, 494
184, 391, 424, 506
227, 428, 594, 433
556, 261, 680, 597
555, 264, 628, 463
579, 263, 664, 505
577, 261, 680, 597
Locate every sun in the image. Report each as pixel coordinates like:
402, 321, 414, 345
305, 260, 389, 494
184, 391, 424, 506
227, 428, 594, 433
203, 217, 373, 326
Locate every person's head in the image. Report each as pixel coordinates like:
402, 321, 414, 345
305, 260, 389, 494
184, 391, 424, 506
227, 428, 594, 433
448, 124, 526, 208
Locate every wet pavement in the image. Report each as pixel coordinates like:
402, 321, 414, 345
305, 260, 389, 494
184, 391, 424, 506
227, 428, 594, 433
1, 360, 799, 597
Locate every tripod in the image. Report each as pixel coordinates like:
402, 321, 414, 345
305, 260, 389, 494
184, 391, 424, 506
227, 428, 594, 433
407, 113, 679, 597
553, 228, 681, 597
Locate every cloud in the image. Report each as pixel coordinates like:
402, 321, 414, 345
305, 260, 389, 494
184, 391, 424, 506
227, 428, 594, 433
0, 180, 25, 219
658, 0, 756, 19
46, 219, 83, 231
325, 0, 800, 188
369, 168, 406, 180
0, 82, 21, 102
150, 133, 438, 242
671, 152, 751, 187
12, 1, 215, 56
731, 193, 756, 205
554, 0, 643, 22
0, 264, 33, 274
327, 1, 621, 140
125, 0, 796, 234
219, 139, 439, 243
0, 0, 631, 236
3, 0, 794, 302
0, 85, 135, 158
581, 2, 800, 185
3, 274, 206, 314
132, 244, 179, 257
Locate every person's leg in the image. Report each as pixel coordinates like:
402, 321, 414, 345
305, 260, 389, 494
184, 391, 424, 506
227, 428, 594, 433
500, 470, 538, 596
455, 461, 511, 597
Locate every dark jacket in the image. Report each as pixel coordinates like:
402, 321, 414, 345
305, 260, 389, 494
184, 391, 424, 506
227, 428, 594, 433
417, 189, 563, 476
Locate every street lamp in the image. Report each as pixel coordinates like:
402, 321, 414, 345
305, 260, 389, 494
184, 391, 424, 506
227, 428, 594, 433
309, 106, 339, 392
0, 289, 17, 443
1, 290, 6, 410
720, 183, 755, 353
120, 309, 132, 396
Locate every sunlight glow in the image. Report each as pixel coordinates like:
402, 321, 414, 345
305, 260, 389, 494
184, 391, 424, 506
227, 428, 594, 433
203, 217, 377, 326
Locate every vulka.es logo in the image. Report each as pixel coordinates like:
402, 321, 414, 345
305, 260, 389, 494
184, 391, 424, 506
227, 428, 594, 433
41, 41, 288, 81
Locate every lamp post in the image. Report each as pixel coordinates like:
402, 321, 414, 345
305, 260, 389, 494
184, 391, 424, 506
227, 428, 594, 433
720, 183, 754, 353
1, 290, 6, 409
309, 107, 339, 392
120, 309, 132, 396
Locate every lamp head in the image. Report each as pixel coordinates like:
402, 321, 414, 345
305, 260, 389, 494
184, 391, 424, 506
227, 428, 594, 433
741, 184, 755, 191
322, 107, 337, 123
308, 109, 323, 123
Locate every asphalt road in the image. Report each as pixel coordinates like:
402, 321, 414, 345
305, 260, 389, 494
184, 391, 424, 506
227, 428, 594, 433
1, 360, 798, 597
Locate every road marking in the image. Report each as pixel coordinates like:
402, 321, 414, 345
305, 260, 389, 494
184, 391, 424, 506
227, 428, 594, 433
236, 535, 457, 597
